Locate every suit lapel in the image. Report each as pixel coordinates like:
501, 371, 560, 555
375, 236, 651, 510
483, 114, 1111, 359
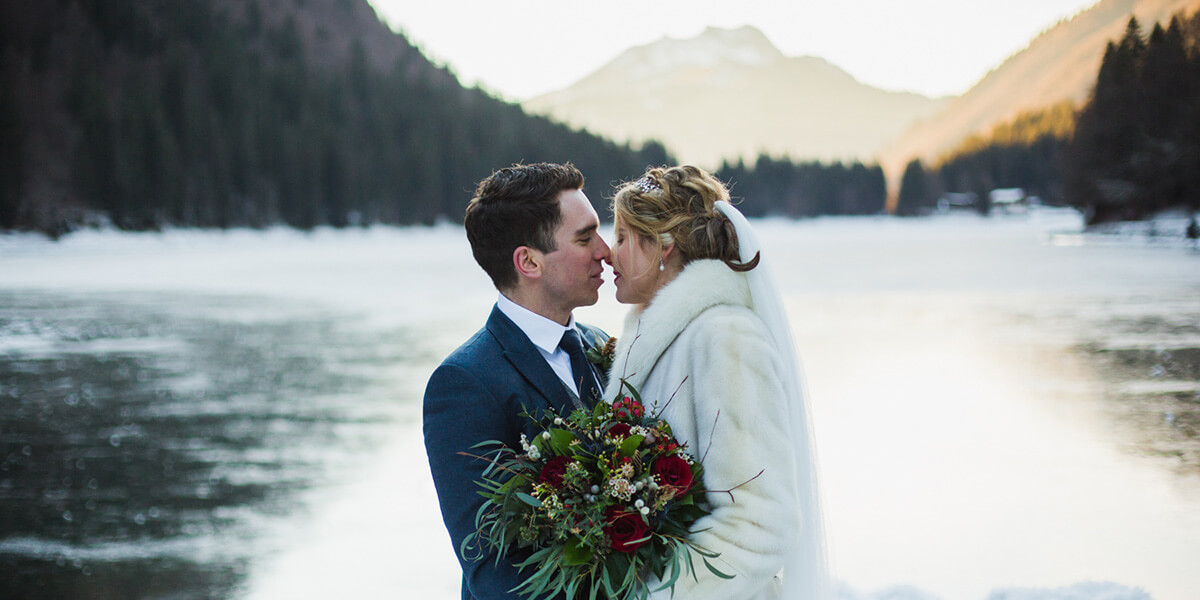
486, 306, 577, 415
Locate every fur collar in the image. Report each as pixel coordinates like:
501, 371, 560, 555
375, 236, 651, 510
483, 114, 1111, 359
605, 259, 750, 395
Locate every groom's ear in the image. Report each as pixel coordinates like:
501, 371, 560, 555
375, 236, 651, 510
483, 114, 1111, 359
513, 246, 543, 280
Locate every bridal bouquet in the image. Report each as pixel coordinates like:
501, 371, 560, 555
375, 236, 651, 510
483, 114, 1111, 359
463, 381, 731, 600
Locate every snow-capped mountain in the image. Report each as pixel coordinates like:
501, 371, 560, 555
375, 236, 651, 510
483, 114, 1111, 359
523, 26, 948, 167
603, 25, 786, 77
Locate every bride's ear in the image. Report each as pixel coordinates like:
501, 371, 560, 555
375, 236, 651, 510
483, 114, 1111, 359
660, 243, 677, 266
513, 246, 542, 280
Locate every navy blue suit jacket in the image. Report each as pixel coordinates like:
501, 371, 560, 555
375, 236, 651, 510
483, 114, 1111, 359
424, 305, 608, 600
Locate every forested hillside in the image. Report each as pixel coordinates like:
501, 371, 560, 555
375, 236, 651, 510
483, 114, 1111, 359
1064, 13, 1200, 223
0, 0, 670, 235
895, 9, 1200, 223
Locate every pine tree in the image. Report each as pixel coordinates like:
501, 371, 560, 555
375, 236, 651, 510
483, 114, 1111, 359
896, 159, 932, 216
1064, 11, 1200, 222
1138, 19, 1191, 212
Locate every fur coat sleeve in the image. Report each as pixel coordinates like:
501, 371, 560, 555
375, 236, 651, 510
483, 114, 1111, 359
606, 260, 802, 600
649, 306, 800, 600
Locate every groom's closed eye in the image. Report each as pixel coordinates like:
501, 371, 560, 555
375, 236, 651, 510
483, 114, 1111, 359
575, 226, 598, 244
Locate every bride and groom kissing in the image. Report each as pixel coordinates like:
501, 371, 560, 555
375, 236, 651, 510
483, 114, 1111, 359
424, 162, 828, 600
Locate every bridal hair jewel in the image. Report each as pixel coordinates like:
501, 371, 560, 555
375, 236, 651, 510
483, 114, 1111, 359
635, 177, 662, 194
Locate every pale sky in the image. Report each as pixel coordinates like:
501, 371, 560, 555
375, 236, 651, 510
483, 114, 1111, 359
367, 0, 1101, 100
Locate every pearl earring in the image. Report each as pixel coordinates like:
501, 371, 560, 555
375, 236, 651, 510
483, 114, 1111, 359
659, 258, 665, 272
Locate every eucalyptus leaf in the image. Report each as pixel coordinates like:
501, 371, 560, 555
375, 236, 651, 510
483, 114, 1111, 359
656, 544, 683, 590
621, 379, 644, 405
702, 556, 735, 580
601, 564, 617, 597
515, 547, 554, 569
566, 575, 580, 600
515, 492, 542, 508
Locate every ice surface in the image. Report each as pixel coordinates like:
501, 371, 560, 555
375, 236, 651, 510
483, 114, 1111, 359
3, 211, 1199, 600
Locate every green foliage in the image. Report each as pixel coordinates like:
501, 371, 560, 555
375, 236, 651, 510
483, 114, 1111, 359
464, 384, 727, 600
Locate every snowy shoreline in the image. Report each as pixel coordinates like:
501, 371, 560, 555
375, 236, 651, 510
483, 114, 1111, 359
1082, 210, 1198, 247
1, 206, 1195, 252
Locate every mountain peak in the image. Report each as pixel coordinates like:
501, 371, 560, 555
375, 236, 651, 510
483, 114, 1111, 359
525, 22, 947, 167
692, 25, 785, 62
608, 25, 786, 78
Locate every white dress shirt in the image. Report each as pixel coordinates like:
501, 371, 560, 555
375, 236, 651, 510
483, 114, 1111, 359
496, 293, 580, 394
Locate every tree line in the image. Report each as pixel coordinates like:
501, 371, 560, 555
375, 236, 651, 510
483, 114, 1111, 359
0, 0, 894, 236
897, 10, 1200, 224
0, 0, 671, 235
1064, 12, 1200, 224
718, 155, 887, 218
896, 103, 1073, 216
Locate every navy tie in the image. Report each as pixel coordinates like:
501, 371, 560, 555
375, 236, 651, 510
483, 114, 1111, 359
559, 329, 599, 408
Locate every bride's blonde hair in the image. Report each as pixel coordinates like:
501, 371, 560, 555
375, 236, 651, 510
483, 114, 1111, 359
612, 165, 759, 272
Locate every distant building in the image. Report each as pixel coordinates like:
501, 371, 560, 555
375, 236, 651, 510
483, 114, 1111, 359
989, 188, 1028, 213
937, 192, 978, 213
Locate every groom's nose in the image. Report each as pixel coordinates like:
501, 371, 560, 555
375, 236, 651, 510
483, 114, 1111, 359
594, 236, 611, 261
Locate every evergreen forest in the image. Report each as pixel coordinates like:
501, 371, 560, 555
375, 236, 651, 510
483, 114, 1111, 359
0, 0, 891, 236
1, 0, 673, 234
897, 10, 1200, 224
717, 156, 887, 218
1064, 13, 1200, 224
10, 1, 1190, 234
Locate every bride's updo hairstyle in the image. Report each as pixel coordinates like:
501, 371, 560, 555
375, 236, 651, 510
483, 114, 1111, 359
612, 165, 759, 272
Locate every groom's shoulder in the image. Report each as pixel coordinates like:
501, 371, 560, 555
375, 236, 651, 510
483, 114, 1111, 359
440, 324, 502, 371
424, 326, 506, 405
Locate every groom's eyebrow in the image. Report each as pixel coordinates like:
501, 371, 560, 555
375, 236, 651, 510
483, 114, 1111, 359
574, 223, 598, 238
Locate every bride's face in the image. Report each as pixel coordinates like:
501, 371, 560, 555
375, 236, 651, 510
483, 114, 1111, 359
610, 220, 661, 305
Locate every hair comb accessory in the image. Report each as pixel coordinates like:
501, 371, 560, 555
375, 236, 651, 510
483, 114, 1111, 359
635, 177, 662, 194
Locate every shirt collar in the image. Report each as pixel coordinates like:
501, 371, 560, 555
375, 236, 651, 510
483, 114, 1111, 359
496, 293, 575, 355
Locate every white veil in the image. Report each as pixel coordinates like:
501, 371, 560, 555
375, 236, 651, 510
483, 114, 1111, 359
714, 201, 831, 600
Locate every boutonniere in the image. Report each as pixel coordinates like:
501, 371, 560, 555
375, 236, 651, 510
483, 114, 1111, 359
584, 332, 617, 371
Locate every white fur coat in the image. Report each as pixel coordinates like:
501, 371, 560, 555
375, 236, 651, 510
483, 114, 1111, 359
604, 259, 800, 600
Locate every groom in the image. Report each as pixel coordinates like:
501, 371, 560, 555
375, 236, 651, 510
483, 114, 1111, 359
424, 163, 611, 600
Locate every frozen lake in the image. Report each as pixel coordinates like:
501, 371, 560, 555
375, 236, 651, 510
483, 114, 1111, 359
1, 210, 1198, 600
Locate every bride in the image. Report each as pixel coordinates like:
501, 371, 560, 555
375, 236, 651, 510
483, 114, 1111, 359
603, 165, 830, 600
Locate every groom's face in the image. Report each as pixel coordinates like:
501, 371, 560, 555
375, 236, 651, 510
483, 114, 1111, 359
539, 189, 610, 313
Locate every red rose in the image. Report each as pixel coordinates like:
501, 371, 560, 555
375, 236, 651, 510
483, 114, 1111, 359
607, 423, 632, 438
651, 455, 694, 492
604, 507, 650, 553
538, 455, 572, 488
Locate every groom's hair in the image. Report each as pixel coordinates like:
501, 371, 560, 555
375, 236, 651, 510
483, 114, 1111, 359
465, 162, 585, 291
